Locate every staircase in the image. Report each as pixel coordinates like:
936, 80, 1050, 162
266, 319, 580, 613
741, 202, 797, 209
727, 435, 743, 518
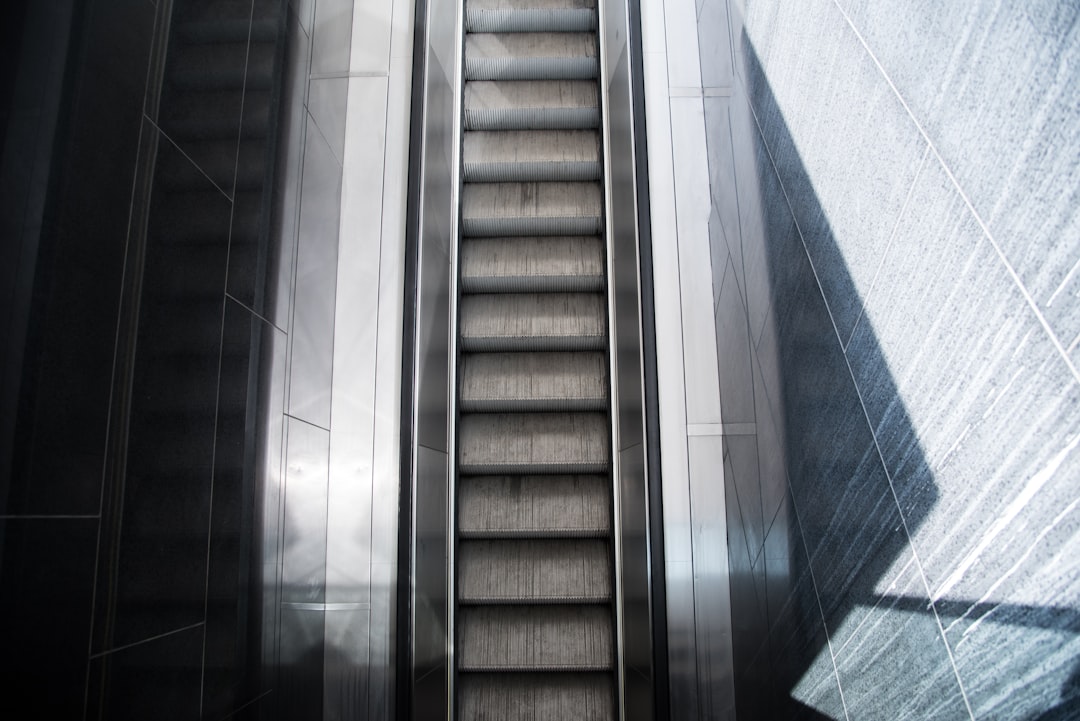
455, 0, 617, 718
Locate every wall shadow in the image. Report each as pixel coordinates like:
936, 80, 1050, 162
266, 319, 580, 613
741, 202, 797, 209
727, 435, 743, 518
713, 31, 1080, 721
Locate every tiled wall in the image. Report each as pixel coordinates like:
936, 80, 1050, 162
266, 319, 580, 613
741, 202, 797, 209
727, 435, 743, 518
0, 0, 411, 718
685, 0, 1079, 717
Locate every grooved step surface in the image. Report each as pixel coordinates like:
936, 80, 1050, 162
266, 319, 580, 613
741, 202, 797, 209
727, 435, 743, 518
466, 33, 598, 80
458, 412, 609, 474
461, 236, 604, 293
465, 0, 598, 34
465, 81, 599, 130
458, 605, 613, 670
458, 475, 611, 536
458, 673, 615, 721
460, 236, 604, 293
456, 4, 614, 714
464, 130, 600, 182
459, 293, 606, 351
458, 539, 612, 602
460, 352, 607, 411
462, 182, 602, 236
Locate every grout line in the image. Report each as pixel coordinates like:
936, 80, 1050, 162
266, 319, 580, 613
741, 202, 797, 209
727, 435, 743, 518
829, 0, 1080, 386
843, 143, 932, 351
786, 491, 851, 721
837, 345, 977, 719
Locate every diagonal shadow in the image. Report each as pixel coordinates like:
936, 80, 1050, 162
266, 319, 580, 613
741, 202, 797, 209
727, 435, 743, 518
706, 26, 1080, 721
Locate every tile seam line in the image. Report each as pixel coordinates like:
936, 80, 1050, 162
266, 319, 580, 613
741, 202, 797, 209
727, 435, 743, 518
843, 143, 932, 351
828, 0, 1080, 386
785, 489, 851, 721
838, 340, 977, 720
746, 67, 975, 720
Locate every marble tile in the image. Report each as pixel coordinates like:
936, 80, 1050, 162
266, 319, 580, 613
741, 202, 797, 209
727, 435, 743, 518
848, 149, 1080, 718
838, 0, 1080, 362
743, 0, 927, 342
764, 514, 845, 719
831, 550, 969, 720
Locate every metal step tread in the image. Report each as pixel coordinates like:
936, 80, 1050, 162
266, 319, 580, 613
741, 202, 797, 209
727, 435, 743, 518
462, 236, 605, 293
466, 33, 598, 81
464, 130, 600, 182
458, 538, 612, 601
457, 672, 615, 721
462, 182, 602, 237
458, 605, 612, 670
458, 474, 612, 535
459, 292, 606, 352
466, 0, 598, 34
460, 351, 607, 411
458, 412, 609, 473
465, 80, 599, 130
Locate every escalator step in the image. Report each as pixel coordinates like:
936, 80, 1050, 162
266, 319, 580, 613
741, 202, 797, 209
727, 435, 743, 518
462, 182, 602, 237
465, 0, 598, 33
458, 672, 614, 721
458, 605, 613, 671
458, 475, 611, 537
461, 236, 605, 294
465, 80, 599, 130
460, 293, 606, 352
466, 33, 598, 80
464, 130, 600, 182
458, 538, 611, 602
458, 412, 609, 474
460, 351, 607, 412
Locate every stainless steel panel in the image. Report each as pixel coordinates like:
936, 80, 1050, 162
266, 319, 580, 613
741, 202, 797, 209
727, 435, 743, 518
666, 559, 700, 720
282, 417, 331, 603
687, 435, 736, 720
601, 3, 659, 715
309, 77, 350, 164
324, 606, 371, 720
288, 120, 342, 429
413, 445, 450, 710
618, 444, 652, 672
311, 0, 355, 74
369, 561, 397, 719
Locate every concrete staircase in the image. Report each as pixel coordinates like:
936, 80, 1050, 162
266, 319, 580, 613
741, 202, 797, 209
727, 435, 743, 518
455, 0, 617, 718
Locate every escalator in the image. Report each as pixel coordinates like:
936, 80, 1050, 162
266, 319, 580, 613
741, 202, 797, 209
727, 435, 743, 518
452, 0, 618, 718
